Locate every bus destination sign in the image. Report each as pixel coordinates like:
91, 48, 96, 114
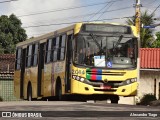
83, 24, 131, 34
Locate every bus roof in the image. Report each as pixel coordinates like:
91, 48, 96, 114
16, 22, 135, 48
16, 24, 76, 47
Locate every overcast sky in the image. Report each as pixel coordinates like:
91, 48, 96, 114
0, 0, 160, 38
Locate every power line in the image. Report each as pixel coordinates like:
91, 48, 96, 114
18, 1, 112, 17
142, 0, 159, 12
27, 16, 132, 37
143, 0, 157, 6
23, 6, 132, 27
28, 33, 48, 37
87, 2, 112, 21
151, 3, 160, 15
24, 16, 132, 29
17, 0, 125, 18
0, 0, 18, 3
97, 2, 114, 20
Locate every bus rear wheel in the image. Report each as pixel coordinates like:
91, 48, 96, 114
27, 85, 32, 101
56, 82, 63, 101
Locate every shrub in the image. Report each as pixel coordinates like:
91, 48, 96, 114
0, 96, 3, 102
138, 93, 157, 105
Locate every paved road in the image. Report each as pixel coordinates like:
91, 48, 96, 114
0, 101, 159, 120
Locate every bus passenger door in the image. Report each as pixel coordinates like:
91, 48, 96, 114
20, 48, 26, 99
65, 34, 73, 93
37, 43, 45, 97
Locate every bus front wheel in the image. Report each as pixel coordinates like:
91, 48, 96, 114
110, 96, 119, 104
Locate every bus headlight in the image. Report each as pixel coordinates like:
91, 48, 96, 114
80, 78, 85, 82
126, 79, 131, 84
122, 78, 137, 86
72, 75, 76, 79
72, 75, 85, 82
131, 78, 137, 82
76, 76, 80, 80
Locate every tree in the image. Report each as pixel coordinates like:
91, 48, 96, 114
0, 14, 27, 53
126, 11, 155, 48
152, 32, 160, 48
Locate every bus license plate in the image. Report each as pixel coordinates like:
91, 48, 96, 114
100, 85, 111, 89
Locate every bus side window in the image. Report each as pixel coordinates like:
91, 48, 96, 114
31, 44, 35, 66
52, 37, 56, 62
45, 39, 52, 63
15, 48, 22, 70
33, 43, 38, 66
53, 36, 59, 61
60, 34, 66, 60
26, 45, 32, 67
57, 36, 62, 60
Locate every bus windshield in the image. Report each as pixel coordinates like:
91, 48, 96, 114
74, 33, 137, 69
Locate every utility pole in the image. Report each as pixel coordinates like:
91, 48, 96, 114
135, 0, 141, 36
135, 0, 141, 105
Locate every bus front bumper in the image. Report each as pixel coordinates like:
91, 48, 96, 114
71, 80, 138, 96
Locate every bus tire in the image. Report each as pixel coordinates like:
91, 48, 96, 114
56, 81, 63, 101
27, 85, 32, 101
110, 96, 119, 104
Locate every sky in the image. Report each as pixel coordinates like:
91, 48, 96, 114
0, 0, 160, 38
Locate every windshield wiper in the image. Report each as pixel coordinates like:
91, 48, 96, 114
89, 33, 103, 53
113, 35, 123, 51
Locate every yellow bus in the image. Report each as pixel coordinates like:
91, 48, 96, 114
14, 22, 139, 103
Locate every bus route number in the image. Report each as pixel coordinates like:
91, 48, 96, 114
72, 70, 85, 75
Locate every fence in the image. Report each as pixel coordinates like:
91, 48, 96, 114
0, 54, 22, 101
0, 72, 21, 101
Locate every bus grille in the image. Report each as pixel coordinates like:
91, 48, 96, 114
87, 71, 126, 76
85, 68, 124, 89
88, 80, 122, 88
86, 68, 126, 76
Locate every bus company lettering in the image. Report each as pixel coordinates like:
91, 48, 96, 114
10, 112, 42, 118
130, 112, 157, 117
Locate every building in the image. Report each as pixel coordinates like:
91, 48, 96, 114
0, 54, 17, 101
118, 48, 160, 104
139, 48, 160, 100
0, 54, 15, 72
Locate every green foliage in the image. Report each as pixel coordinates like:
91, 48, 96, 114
126, 10, 155, 48
0, 14, 27, 53
138, 93, 157, 105
152, 32, 160, 48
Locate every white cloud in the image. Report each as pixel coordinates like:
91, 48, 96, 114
0, 0, 160, 38
3, 0, 83, 37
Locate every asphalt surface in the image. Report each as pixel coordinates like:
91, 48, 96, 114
0, 101, 159, 120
